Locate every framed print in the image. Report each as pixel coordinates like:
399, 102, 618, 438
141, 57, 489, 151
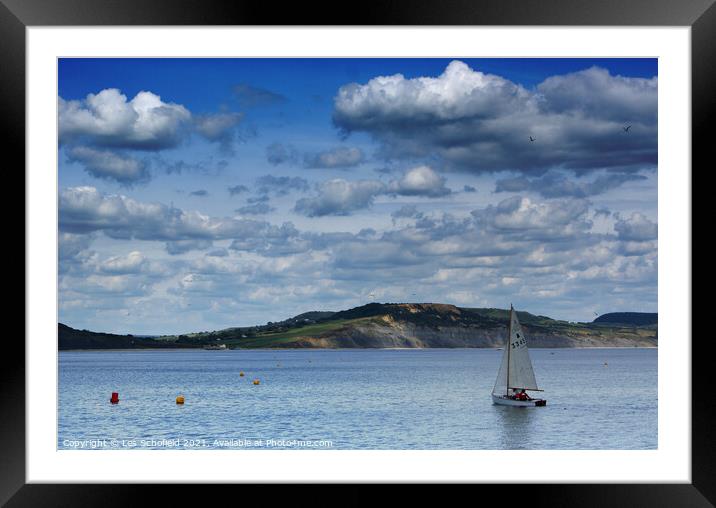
4, 0, 712, 505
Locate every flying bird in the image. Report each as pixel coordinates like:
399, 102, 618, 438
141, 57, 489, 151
623, 125, 631, 132
529, 136, 536, 142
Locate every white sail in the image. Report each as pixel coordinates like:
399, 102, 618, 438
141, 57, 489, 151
507, 310, 538, 390
492, 307, 539, 396
492, 338, 510, 395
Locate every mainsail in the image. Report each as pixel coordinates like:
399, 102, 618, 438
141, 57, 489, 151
492, 306, 539, 396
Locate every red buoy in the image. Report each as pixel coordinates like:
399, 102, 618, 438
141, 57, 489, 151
110, 392, 119, 404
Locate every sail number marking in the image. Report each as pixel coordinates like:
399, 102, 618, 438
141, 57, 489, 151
510, 332, 526, 349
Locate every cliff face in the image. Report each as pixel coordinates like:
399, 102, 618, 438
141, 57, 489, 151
276, 307, 658, 349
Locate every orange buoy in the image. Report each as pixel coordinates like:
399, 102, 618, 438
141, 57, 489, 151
110, 392, 119, 404
252, 379, 260, 385
176, 395, 185, 404
239, 371, 245, 377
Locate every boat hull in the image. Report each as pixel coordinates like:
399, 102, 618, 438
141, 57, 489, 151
492, 394, 546, 407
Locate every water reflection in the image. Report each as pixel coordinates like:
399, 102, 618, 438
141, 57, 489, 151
493, 404, 539, 449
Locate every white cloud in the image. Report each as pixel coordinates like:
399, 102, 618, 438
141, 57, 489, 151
334, 60, 532, 126
59, 232, 94, 261
304, 146, 365, 168
294, 179, 386, 217
59, 188, 657, 332
67, 146, 150, 185
476, 196, 592, 239
194, 112, 243, 141
100, 251, 146, 274
58, 186, 291, 243
59, 88, 191, 150
294, 166, 451, 217
193, 112, 244, 153
333, 61, 657, 174
387, 165, 451, 197
614, 212, 657, 241
537, 66, 657, 122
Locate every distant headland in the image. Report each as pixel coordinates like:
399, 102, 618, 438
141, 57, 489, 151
58, 303, 657, 350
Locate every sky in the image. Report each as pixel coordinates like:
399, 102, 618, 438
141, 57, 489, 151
58, 58, 658, 335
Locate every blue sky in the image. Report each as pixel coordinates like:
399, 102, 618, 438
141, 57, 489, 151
58, 58, 658, 334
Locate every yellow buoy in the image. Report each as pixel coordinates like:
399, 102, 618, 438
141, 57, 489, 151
239, 371, 245, 377
253, 379, 260, 385
176, 395, 185, 404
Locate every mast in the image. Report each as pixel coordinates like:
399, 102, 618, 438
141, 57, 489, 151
506, 304, 512, 396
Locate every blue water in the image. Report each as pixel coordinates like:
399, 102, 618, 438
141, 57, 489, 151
58, 348, 657, 450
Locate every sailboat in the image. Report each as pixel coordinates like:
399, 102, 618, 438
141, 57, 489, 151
492, 305, 546, 407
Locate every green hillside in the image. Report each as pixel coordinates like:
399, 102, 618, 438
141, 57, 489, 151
59, 303, 658, 350
593, 312, 658, 326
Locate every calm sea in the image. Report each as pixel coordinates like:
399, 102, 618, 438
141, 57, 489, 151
58, 348, 657, 450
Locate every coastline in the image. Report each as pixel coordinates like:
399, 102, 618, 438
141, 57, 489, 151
59, 345, 658, 352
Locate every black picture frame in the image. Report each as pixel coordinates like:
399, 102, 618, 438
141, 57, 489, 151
4, 0, 710, 505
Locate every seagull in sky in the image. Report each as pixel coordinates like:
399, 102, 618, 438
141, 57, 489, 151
623, 125, 631, 132
529, 136, 536, 142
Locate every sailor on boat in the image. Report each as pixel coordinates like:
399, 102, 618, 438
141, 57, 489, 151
513, 389, 531, 401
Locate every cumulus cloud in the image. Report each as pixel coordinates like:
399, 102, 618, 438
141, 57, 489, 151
66, 146, 150, 185
333, 60, 657, 173
62, 274, 151, 296
537, 66, 657, 123
193, 112, 243, 152
495, 171, 648, 198
386, 165, 451, 197
614, 212, 657, 241
294, 179, 386, 217
59, 89, 192, 150
473, 196, 592, 241
304, 146, 365, 169
194, 112, 242, 140
294, 166, 452, 217
59, 186, 290, 243
59, 182, 656, 331
59, 232, 94, 261
100, 251, 147, 274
